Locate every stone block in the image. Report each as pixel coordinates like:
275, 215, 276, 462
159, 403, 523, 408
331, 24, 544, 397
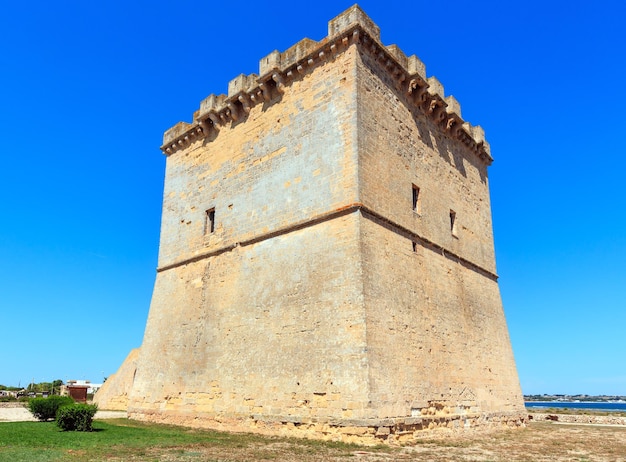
228, 74, 258, 97
427, 76, 445, 99
407, 55, 426, 80
259, 50, 281, 77
328, 5, 380, 41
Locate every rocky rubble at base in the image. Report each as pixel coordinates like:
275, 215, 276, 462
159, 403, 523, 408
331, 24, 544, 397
530, 412, 626, 426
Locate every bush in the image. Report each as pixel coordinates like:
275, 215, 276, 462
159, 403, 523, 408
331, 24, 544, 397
28, 395, 74, 421
56, 403, 98, 431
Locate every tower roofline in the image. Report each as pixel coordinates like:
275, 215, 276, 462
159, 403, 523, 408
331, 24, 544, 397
160, 5, 492, 166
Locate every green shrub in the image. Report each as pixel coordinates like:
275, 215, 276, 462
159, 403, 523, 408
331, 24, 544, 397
56, 403, 98, 431
27, 395, 74, 421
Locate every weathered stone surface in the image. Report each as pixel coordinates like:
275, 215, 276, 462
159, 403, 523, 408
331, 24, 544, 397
96, 5, 526, 443
93, 348, 138, 411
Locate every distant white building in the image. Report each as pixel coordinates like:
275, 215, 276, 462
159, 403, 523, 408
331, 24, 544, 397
65, 380, 102, 394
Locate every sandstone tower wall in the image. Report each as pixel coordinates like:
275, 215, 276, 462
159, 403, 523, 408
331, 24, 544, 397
128, 46, 374, 425
97, 5, 526, 443
92, 348, 139, 411
155, 46, 359, 268
353, 45, 522, 418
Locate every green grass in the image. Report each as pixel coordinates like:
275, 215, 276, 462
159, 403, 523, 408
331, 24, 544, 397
0, 418, 371, 462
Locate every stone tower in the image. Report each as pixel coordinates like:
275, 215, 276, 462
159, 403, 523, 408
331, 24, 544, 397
96, 6, 526, 443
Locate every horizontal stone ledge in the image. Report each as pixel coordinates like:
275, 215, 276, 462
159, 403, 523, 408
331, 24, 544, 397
156, 203, 498, 281
248, 412, 512, 428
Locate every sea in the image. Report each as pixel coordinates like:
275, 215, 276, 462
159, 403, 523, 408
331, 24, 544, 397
525, 401, 626, 412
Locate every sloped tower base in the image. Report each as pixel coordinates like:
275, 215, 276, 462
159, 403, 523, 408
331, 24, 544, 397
97, 6, 526, 443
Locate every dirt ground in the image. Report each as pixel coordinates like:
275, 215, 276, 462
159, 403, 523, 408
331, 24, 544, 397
393, 422, 626, 462
0, 406, 126, 422
153, 422, 626, 462
117, 421, 626, 462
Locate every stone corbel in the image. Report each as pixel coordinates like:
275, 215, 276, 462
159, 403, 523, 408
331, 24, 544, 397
198, 120, 212, 137
238, 93, 252, 114
219, 111, 230, 124
445, 117, 457, 132
259, 81, 272, 101
461, 133, 473, 147
352, 29, 360, 43
407, 79, 426, 105
249, 90, 263, 103
451, 125, 461, 138
227, 102, 240, 121
426, 99, 438, 114
388, 65, 405, 90
208, 112, 221, 131
432, 105, 447, 123
187, 129, 201, 142
272, 73, 286, 94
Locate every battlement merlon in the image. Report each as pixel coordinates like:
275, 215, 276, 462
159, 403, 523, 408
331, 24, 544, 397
161, 5, 493, 164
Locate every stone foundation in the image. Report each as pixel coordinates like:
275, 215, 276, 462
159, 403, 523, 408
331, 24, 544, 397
129, 409, 526, 444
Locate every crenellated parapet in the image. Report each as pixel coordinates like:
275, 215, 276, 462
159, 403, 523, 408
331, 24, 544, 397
161, 5, 492, 165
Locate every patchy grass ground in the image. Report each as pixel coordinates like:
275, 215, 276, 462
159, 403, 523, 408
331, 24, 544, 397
1, 418, 625, 461
401, 422, 626, 461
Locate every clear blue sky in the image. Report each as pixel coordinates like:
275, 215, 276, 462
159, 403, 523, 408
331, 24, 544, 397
1, 0, 624, 395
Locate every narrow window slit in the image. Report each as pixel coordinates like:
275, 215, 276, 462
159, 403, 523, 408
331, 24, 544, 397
412, 184, 420, 213
205, 208, 215, 234
450, 210, 457, 236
